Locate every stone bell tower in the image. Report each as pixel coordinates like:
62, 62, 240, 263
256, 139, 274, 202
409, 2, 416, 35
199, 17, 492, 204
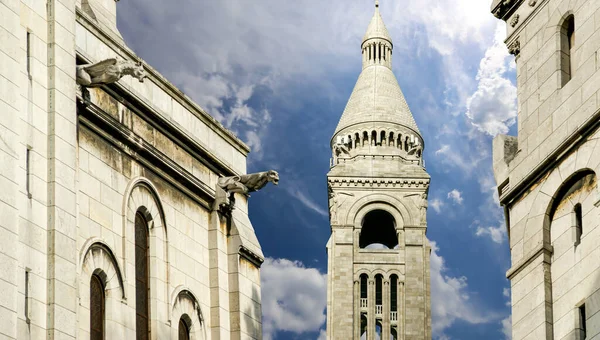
325, 1, 432, 339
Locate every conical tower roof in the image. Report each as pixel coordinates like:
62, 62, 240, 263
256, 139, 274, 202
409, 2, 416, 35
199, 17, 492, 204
362, 1, 392, 46
333, 1, 421, 137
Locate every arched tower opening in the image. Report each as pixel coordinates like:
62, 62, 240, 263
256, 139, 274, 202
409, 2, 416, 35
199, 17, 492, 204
359, 210, 398, 249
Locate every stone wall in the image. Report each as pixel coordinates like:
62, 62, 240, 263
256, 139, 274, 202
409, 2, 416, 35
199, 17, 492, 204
0, 1, 264, 339
492, 0, 600, 339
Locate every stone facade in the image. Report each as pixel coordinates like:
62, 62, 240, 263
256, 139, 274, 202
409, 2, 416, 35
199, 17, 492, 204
326, 3, 431, 339
0, 0, 266, 339
492, 0, 600, 339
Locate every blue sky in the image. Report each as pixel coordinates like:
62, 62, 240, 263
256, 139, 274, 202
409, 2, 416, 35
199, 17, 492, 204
117, 1, 518, 339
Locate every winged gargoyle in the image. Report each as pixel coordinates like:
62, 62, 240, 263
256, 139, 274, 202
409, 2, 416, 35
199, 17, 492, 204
214, 170, 280, 211
76, 58, 146, 87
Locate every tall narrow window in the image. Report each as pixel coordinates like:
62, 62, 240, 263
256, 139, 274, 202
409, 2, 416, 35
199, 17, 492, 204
135, 213, 150, 340
375, 275, 383, 313
178, 317, 190, 340
575, 203, 583, 246
390, 275, 397, 313
360, 274, 368, 305
90, 274, 105, 340
26, 31, 31, 77
578, 303, 586, 339
561, 15, 575, 86
26, 146, 32, 199
24, 269, 30, 324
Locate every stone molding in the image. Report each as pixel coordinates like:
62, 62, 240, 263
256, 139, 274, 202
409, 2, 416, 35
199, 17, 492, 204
239, 245, 265, 268
78, 100, 215, 208
499, 106, 600, 206
76, 8, 250, 155
506, 242, 553, 280
94, 68, 243, 179
328, 178, 429, 188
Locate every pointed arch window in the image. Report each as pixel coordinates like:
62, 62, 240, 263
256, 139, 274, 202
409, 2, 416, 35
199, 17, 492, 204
135, 212, 150, 340
178, 317, 191, 340
90, 274, 105, 340
560, 15, 575, 86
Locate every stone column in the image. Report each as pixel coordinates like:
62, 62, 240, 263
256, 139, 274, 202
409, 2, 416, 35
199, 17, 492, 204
383, 279, 391, 340
368, 278, 376, 340
354, 279, 360, 339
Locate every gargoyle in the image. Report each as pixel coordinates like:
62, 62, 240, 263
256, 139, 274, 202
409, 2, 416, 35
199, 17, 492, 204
333, 142, 350, 157
218, 170, 279, 195
214, 170, 280, 212
76, 58, 146, 87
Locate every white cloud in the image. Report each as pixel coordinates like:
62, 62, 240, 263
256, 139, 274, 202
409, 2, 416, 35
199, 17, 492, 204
466, 23, 517, 136
261, 258, 327, 340
447, 189, 464, 205
317, 329, 327, 340
430, 241, 498, 339
430, 241, 497, 338
430, 198, 444, 213
501, 315, 512, 339
475, 225, 506, 244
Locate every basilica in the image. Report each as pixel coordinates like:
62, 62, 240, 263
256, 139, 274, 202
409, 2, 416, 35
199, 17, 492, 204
0, 0, 272, 338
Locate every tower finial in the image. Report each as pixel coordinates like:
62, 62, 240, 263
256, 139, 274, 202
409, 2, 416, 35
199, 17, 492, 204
375, 0, 379, 8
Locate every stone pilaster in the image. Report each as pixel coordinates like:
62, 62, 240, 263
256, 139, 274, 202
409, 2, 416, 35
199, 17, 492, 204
46, 0, 78, 339
354, 279, 360, 339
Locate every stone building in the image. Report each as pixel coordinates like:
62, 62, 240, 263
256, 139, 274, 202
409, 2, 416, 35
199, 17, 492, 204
325, 2, 431, 339
491, 0, 600, 339
0, 0, 273, 339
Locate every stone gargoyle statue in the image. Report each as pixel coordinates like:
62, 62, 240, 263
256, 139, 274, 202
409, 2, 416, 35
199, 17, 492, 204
213, 170, 279, 211
76, 58, 146, 87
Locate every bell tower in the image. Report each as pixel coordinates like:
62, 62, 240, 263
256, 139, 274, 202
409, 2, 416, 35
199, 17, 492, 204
325, 1, 432, 339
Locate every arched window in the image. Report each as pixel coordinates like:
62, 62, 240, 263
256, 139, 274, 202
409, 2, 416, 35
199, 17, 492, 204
380, 131, 386, 146
355, 133, 360, 148
360, 314, 368, 339
360, 210, 398, 249
560, 15, 575, 86
135, 212, 150, 340
363, 131, 369, 147
389, 132, 395, 147
375, 275, 383, 310
390, 275, 398, 313
360, 274, 368, 301
574, 203, 583, 246
90, 274, 105, 340
371, 131, 377, 146
178, 317, 191, 340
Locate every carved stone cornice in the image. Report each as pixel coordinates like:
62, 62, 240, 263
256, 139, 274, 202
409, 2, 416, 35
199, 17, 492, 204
328, 178, 429, 188
491, 0, 524, 21
78, 99, 215, 209
239, 246, 264, 268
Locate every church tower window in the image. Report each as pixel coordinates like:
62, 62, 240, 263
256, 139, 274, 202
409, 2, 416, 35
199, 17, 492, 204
360, 210, 398, 249
135, 212, 150, 340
